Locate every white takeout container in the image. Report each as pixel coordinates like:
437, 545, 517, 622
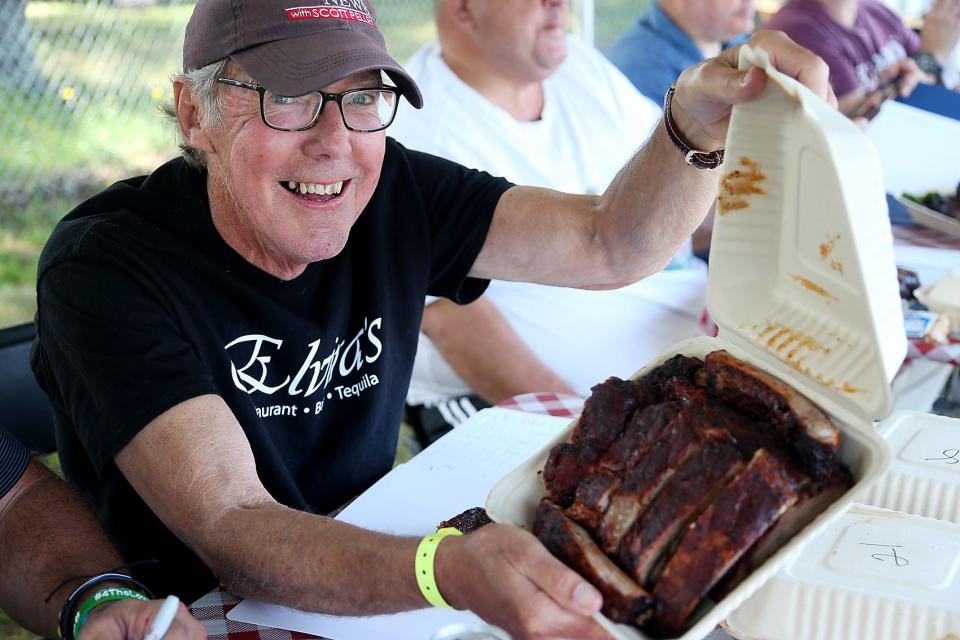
486, 45, 906, 640
722, 504, 960, 640
725, 412, 960, 640
861, 410, 960, 523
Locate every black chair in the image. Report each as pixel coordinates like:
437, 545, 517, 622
0, 321, 57, 453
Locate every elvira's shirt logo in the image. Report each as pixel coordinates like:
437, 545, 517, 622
224, 317, 383, 396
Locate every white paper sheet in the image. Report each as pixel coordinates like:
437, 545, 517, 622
866, 101, 960, 196
228, 408, 570, 639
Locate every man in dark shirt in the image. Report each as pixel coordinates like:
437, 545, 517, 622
0, 427, 203, 639
30, 0, 836, 637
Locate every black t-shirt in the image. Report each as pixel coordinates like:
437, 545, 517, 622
31, 139, 511, 600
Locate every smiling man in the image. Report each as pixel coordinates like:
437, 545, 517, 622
30, 0, 835, 638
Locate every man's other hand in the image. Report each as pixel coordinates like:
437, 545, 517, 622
77, 597, 206, 640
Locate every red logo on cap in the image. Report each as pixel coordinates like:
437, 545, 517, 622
286, 2, 375, 26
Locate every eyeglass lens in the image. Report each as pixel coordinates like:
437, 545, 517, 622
263, 89, 397, 131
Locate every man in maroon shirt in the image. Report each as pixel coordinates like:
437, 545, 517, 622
767, 0, 960, 118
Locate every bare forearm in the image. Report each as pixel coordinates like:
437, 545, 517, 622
592, 121, 719, 285
201, 501, 427, 614
0, 463, 124, 637
117, 396, 434, 616
471, 121, 717, 289
422, 298, 577, 403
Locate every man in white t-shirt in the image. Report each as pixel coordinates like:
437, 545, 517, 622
390, 0, 709, 442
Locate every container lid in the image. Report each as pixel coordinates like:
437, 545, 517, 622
707, 45, 906, 424
861, 409, 960, 523
723, 504, 960, 640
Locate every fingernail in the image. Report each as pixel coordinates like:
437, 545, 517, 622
574, 583, 601, 611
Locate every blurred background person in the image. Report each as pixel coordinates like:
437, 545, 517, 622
765, 0, 960, 119
606, 0, 755, 104
390, 0, 708, 444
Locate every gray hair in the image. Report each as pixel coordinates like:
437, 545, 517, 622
161, 58, 231, 171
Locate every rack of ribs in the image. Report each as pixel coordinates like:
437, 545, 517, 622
618, 436, 743, 587
650, 448, 799, 637
534, 499, 654, 626
545, 376, 645, 507
704, 350, 840, 478
535, 351, 851, 638
566, 402, 678, 530
595, 406, 706, 555
711, 464, 850, 599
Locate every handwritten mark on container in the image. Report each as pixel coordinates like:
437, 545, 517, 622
926, 448, 960, 465
859, 542, 909, 567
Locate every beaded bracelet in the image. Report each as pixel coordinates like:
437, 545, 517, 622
57, 573, 153, 640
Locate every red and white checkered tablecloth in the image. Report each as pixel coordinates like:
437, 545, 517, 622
907, 338, 960, 364
189, 586, 323, 639
496, 391, 584, 418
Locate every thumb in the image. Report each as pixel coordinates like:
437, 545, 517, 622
672, 63, 767, 149
524, 547, 603, 616
683, 60, 767, 108
732, 65, 768, 103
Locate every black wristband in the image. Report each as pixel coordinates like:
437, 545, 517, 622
57, 573, 153, 640
663, 84, 725, 170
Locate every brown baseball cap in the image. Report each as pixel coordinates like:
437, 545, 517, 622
183, 0, 422, 108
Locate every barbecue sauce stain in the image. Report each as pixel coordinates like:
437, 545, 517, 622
753, 322, 862, 393
819, 234, 845, 274
819, 234, 839, 258
718, 157, 767, 214
791, 275, 838, 302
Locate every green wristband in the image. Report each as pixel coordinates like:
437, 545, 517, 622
72, 586, 149, 638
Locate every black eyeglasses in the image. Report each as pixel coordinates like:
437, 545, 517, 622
216, 78, 400, 132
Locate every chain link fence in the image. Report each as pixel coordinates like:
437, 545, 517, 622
0, 0, 646, 326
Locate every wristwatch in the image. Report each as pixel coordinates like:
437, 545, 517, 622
913, 52, 943, 83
